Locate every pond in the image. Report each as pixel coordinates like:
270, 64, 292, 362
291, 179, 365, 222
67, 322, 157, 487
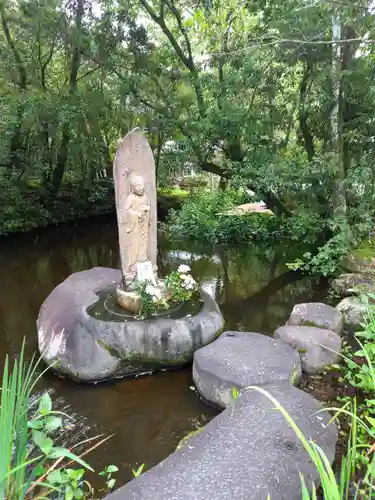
0, 215, 328, 492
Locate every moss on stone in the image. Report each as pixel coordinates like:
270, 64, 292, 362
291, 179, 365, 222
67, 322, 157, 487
176, 427, 204, 450
291, 365, 302, 386
301, 320, 319, 328
352, 238, 375, 261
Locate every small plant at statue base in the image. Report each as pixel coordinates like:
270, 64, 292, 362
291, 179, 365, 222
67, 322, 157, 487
134, 265, 198, 319
134, 280, 160, 319
164, 265, 198, 303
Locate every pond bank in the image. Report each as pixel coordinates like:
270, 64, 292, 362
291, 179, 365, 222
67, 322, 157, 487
0, 182, 185, 236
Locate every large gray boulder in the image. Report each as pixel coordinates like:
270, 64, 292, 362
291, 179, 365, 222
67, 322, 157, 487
287, 302, 344, 335
107, 384, 337, 500
332, 273, 375, 297
274, 325, 341, 375
336, 297, 368, 333
37, 267, 224, 382
192, 331, 301, 408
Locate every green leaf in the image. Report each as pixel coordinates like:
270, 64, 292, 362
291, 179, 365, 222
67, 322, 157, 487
132, 464, 145, 478
106, 465, 119, 473
354, 350, 366, 356
107, 478, 116, 489
44, 415, 62, 433
48, 447, 94, 471
66, 486, 74, 500
70, 469, 85, 481
47, 470, 63, 484
366, 416, 375, 428
73, 487, 84, 499
231, 387, 240, 400
32, 429, 54, 455
39, 393, 52, 414
28, 418, 43, 430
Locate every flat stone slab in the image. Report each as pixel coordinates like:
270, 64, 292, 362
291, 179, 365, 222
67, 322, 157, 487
107, 383, 337, 500
274, 325, 341, 375
192, 331, 301, 408
287, 302, 344, 335
37, 267, 224, 382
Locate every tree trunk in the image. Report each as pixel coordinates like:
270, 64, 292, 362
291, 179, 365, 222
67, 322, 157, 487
330, 9, 347, 221
0, 3, 27, 171
299, 63, 315, 162
51, 0, 84, 194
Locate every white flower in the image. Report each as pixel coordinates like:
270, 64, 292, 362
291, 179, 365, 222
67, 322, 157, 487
181, 281, 193, 290
181, 276, 196, 290
178, 264, 191, 274
145, 284, 162, 301
180, 274, 189, 281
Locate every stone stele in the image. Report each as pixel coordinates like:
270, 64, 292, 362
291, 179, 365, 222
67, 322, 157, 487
114, 128, 157, 286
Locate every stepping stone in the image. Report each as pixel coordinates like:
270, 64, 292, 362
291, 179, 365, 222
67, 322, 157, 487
107, 383, 337, 500
192, 331, 301, 408
287, 302, 343, 335
274, 325, 341, 375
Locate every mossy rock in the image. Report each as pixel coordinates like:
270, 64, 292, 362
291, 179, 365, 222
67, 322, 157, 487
176, 427, 204, 450
331, 273, 375, 297
342, 238, 375, 276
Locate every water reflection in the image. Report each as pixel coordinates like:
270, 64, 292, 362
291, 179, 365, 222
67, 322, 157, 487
0, 217, 327, 490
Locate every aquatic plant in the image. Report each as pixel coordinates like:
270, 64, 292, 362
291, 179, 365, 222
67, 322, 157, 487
0, 341, 114, 499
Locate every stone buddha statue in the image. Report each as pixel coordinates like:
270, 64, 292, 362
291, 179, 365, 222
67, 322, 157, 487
122, 174, 151, 274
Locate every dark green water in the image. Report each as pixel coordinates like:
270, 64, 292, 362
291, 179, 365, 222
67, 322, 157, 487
0, 216, 328, 491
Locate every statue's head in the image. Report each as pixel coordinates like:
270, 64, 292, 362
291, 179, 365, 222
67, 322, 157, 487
131, 174, 145, 195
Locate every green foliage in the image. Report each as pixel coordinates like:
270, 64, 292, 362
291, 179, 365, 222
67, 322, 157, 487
0, 0, 375, 257
134, 280, 160, 319
286, 229, 350, 276
166, 188, 332, 249
164, 267, 197, 303
336, 294, 375, 467
165, 189, 271, 246
0, 179, 114, 235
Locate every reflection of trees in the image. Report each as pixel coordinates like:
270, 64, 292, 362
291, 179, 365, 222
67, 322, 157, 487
222, 275, 327, 335
0, 219, 121, 361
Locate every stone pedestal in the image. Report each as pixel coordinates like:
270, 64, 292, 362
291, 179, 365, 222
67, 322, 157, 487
37, 267, 224, 382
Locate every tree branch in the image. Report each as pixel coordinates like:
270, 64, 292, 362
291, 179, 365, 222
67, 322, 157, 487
139, 0, 205, 115
0, 4, 27, 89
299, 62, 315, 161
